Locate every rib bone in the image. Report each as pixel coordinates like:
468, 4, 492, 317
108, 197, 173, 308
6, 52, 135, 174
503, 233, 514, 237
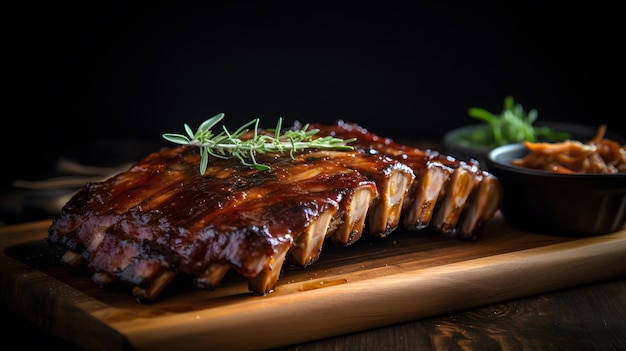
312, 120, 503, 239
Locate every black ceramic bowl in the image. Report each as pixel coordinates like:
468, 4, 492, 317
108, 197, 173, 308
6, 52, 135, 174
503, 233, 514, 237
485, 143, 626, 236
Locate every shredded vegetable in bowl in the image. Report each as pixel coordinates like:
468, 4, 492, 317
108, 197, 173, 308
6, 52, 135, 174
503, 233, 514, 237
512, 125, 626, 174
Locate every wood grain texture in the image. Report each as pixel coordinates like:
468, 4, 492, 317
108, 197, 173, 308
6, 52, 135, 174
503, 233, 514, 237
274, 276, 626, 351
1, 216, 625, 351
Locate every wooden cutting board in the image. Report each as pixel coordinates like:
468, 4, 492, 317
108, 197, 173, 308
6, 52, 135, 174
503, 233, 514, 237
1, 216, 625, 351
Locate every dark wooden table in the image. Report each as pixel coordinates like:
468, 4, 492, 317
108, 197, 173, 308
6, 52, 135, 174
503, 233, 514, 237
3, 274, 625, 350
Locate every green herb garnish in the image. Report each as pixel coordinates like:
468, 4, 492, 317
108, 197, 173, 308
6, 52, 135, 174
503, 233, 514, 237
163, 113, 356, 174
463, 96, 571, 147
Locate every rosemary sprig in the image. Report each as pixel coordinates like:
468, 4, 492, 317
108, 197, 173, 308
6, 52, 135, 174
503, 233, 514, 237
162, 113, 356, 174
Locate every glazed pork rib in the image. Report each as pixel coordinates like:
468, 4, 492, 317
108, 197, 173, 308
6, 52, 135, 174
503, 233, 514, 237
311, 120, 503, 239
48, 139, 414, 302
48, 121, 501, 302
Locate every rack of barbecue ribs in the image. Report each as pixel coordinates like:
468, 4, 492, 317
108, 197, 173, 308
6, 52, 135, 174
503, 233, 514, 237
48, 120, 502, 303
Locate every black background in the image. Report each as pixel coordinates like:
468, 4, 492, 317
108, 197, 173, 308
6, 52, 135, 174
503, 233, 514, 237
5, 1, 624, 185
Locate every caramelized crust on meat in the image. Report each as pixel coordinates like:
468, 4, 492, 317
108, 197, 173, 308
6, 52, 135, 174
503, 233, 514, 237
48, 120, 502, 302
49, 142, 412, 301
311, 120, 503, 239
